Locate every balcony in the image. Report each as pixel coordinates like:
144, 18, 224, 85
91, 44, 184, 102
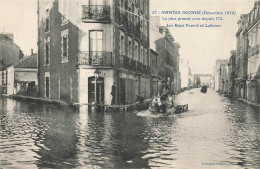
142, 66, 150, 75
120, 55, 138, 71
151, 68, 158, 76
120, 55, 130, 69
141, 33, 148, 46
119, 12, 128, 30
128, 21, 134, 35
78, 51, 112, 66
82, 5, 110, 22
136, 62, 143, 73
133, 23, 140, 38
130, 59, 137, 71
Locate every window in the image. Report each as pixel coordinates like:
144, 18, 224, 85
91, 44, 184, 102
128, 38, 132, 58
121, 0, 125, 9
140, 47, 143, 63
45, 72, 50, 98
144, 21, 147, 35
249, 33, 252, 49
128, 7, 131, 22
60, 0, 68, 25
257, 25, 260, 45
70, 76, 73, 102
144, 48, 147, 66
61, 29, 69, 62
253, 29, 256, 46
1, 71, 5, 85
140, 19, 143, 32
89, 30, 103, 65
120, 35, 125, 55
44, 36, 50, 65
134, 8, 138, 25
44, 9, 50, 32
90, 31, 103, 52
134, 42, 138, 61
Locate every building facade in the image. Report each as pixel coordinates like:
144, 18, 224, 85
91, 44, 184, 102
219, 62, 229, 94
6, 53, 37, 96
229, 50, 236, 96
212, 59, 228, 92
179, 59, 189, 89
38, 0, 150, 105
150, 16, 181, 93
235, 14, 249, 99
150, 49, 161, 97
246, 0, 260, 104
0, 33, 23, 94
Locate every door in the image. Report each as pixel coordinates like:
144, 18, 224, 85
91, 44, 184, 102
119, 78, 125, 105
96, 81, 104, 104
45, 77, 50, 98
88, 76, 104, 104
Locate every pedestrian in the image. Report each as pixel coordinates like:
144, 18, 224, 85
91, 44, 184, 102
111, 82, 116, 105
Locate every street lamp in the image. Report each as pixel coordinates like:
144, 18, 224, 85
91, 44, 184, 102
94, 69, 101, 104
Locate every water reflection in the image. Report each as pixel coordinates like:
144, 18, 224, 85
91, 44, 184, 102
0, 88, 259, 168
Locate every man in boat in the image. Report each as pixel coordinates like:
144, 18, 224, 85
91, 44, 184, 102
150, 96, 159, 113
168, 95, 174, 107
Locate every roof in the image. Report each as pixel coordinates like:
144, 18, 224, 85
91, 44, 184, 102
12, 53, 37, 69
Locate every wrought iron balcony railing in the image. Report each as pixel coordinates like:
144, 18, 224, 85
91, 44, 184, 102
137, 61, 143, 72
128, 21, 134, 34
82, 5, 110, 22
120, 55, 140, 72
119, 12, 128, 30
130, 59, 137, 71
78, 51, 112, 66
134, 23, 140, 38
120, 55, 130, 69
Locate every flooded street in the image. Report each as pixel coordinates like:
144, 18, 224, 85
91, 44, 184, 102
0, 88, 259, 169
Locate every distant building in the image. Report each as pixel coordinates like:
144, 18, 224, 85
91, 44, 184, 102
179, 59, 189, 89
180, 59, 194, 89
235, 14, 249, 99
0, 33, 24, 94
229, 50, 236, 96
150, 49, 161, 96
150, 16, 181, 92
212, 59, 228, 91
193, 74, 212, 88
6, 53, 37, 96
219, 62, 230, 94
188, 66, 194, 88
246, 0, 260, 104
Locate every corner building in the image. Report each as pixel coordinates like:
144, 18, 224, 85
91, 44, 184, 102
246, 0, 260, 104
38, 0, 150, 105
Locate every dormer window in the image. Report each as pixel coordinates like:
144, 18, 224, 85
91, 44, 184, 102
60, 0, 68, 25
44, 9, 50, 32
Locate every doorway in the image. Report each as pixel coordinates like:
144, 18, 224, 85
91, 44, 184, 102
45, 76, 50, 98
88, 76, 104, 104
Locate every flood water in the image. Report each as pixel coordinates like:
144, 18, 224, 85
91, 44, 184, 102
0, 88, 259, 168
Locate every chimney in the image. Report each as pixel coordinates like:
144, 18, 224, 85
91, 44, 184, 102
31, 49, 33, 55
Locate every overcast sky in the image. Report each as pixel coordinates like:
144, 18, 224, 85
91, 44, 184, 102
0, 0, 255, 74
151, 0, 254, 74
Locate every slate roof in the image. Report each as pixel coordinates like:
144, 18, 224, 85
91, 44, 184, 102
13, 53, 37, 69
